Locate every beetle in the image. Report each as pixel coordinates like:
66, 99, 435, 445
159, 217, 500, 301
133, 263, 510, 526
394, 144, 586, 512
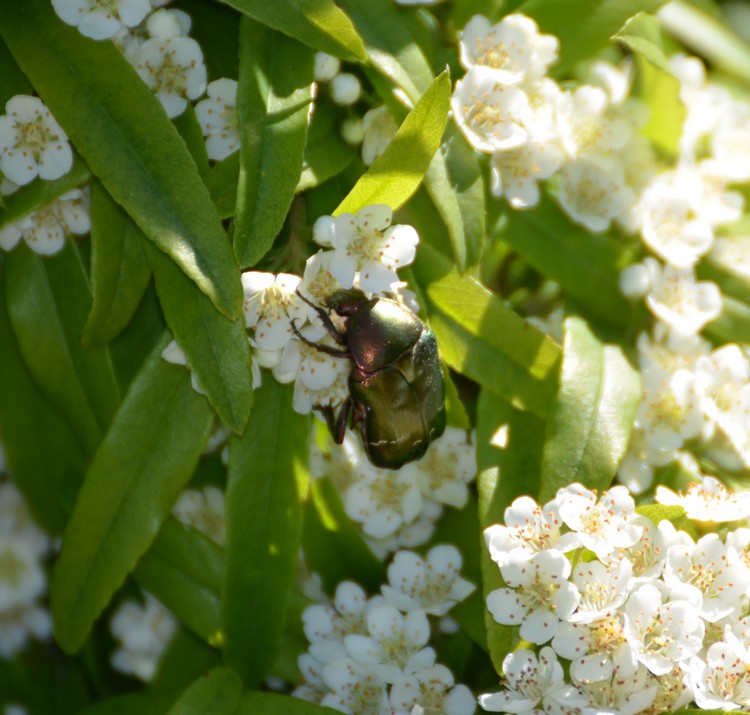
293, 288, 446, 470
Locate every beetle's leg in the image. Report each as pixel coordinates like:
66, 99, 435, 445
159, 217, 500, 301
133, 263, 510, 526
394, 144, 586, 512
330, 397, 352, 444
291, 319, 351, 358
295, 289, 347, 346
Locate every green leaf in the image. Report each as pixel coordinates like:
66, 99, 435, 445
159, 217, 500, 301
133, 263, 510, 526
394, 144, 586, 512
303, 477, 386, 593
636, 503, 688, 525
0, 0, 242, 318
615, 14, 686, 157
501, 194, 637, 329
166, 668, 242, 715
334, 71, 451, 216
538, 317, 640, 502
151, 628, 222, 694
205, 154, 240, 220
223, 376, 310, 687
336, 0, 433, 103
51, 334, 215, 653
173, 104, 210, 176
704, 295, 750, 345
133, 518, 224, 642
146, 242, 253, 433
238, 691, 342, 715
214, 0, 366, 62
4, 242, 121, 455
476, 390, 545, 674
614, 12, 671, 72
413, 243, 560, 419
519, 0, 667, 73
0, 272, 84, 532
83, 182, 152, 347
423, 125, 485, 272
672, 711, 750, 715
0, 36, 32, 105
234, 19, 315, 268
0, 155, 91, 230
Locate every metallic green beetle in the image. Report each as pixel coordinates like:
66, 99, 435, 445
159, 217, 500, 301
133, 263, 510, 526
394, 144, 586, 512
294, 288, 446, 470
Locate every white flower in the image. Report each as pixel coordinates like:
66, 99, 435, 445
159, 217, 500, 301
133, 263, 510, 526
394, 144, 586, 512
0, 95, 73, 186
710, 235, 750, 283
171, 486, 225, 545
109, 592, 178, 682
569, 559, 633, 623
381, 545, 475, 617
0, 188, 90, 256
556, 85, 631, 160
555, 484, 642, 559
486, 549, 579, 645
451, 66, 531, 153
321, 657, 391, 715
552, 613, 636, 685
313, 205, 419, 293
344, 462, 423, 540
557, 156, 635, 233
294, 652, 328, 704
0, 482, 50, 558
314, 52, 341, 82
459, 14, 559, 83
573, 661, 658, 715
391, 665, 475, 715
299, 251, 345, 324
51, 0, 151, 40
145, 8, 191, 40
0, 601, 52, 661
619, 263, 652, 300
643, 258, 721, 337
275, 325, 349, 393
302, 581, 372, 664
330, 74, 361, 106
344, 604, 435, 683
624, 583, 704, 675
242, 271, 307, 351
484, 495, 566, 567
689, 642, 750, 710
478, 647, 585, 714
132, 36, 207, 118
361, 106, 398, 166
400, 427, 476, 509
289, 368, 350, 417
711, 104, 750, 182
195, 78, 239, 161
489, 139, 564, 209
656, 475, 750, 522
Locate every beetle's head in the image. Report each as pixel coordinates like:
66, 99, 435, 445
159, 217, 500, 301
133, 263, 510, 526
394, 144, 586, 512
325, 288, 370, 316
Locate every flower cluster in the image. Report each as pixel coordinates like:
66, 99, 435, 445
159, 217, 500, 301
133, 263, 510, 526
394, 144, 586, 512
0, 479, 52, 660
239, 203, 419, 415
294, 544, 476, 715
481, 480, 750, 713
311, 425, 476, 559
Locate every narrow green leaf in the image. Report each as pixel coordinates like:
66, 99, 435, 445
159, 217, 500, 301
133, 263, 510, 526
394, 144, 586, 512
173, 104, 210, 176
234, 20, 314, 268
519, 0, 667, 73
4, 242, 121, 455
238, 691, 342, 715
0, 274, 84, 532
0, 36, 32, 105
303, 478, 386, 593
133, 518, 224, 642
0, 155, 91, 230
83, 182, 151, 347
146, 242, 253, 433
214, 0, 366, 62
51, 335, 215, 653
205, 153, 240, 219
476, 390, 545, 674
166, 668, 242, 715
335, 71, 451, 216
614, 12, 672, 72
336, 0, 433, 103
0, 0, 242, 318
704, 295, 750, 345
539, 317, 640, 503
423, 126, 485, 272
501, 194, 637, 329
413, 243, 560, 419
223, 376, 310, 687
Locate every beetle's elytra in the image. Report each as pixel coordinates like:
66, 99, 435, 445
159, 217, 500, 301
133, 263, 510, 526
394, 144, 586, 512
294, 288, 446, 470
